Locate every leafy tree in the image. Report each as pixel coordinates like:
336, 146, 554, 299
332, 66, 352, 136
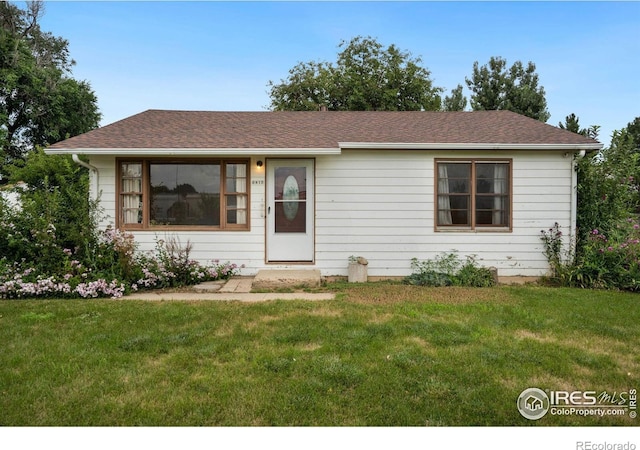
576, 128, 639, 247
7, 147, 98, 260
465, 56, 550, 122
442, 84, 467, 111
622, 117, 640, 150
557, 114, 638, 250
0, 1, 100, 181
268, 36, 442, 111
2, 147, 99, 272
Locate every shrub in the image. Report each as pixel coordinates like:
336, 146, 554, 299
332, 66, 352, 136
0, 227, 242, 299
133, 237, 241, 291
1, 149, 100, 274
541, 219, 640, 291
404, 252, 496, 287
576, 129, 639, 253
0, 150, 243, 299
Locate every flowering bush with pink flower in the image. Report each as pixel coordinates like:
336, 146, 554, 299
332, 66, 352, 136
0, 153, 242, 299
0, 226, 242, 299
541, 218, 640, 291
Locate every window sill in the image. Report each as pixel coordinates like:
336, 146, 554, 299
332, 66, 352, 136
120, 225, 250, 232
435, 227, 512, 233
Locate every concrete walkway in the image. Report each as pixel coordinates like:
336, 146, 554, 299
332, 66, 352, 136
124, 272, 335, 302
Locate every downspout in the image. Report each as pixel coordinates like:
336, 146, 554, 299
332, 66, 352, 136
72, 154, 99, 200
570, 150, 586, 259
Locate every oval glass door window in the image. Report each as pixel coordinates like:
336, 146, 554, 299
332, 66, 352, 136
283, 175, 299, 220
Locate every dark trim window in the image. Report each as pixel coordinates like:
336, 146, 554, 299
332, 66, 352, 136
436, 159, 511, 230
117, 159, 249, 230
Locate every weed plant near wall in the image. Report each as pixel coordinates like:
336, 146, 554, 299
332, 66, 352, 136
404, 252, 496, 287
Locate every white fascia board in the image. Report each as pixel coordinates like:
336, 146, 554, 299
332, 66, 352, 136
45, 147, 342, 156
338, 142, 603, 151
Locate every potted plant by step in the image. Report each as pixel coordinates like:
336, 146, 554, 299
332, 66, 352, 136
348, 256, 368, 283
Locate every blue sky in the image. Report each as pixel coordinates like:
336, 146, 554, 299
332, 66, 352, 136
38, 1, 639, 146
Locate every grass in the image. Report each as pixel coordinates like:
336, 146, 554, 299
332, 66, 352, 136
0, 283, 638, 426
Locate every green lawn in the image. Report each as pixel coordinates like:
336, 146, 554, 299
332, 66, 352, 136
1, 284, 638, 426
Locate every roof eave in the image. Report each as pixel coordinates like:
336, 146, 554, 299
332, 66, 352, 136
45, 142, 604, 155
44, 147, 342, 156
338, 142, 604, 151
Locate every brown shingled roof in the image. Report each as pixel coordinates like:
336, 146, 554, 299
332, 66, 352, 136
47, 109, 601, 151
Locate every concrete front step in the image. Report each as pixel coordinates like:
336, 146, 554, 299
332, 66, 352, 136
252, 269, 322, 291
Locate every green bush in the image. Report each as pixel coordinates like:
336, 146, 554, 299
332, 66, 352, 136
0, 227, 242, 299
404, 253, 496, 287
541, 219, 640, 291
576, 129, 639, 253
0, 150, 242, 299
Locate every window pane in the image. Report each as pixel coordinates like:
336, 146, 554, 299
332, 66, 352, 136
475, 164, 495, 179
475, 196, 495, 210
121, 194, 142, 224
437, 163, 471, 226
275, 167, 307, 200
121, 163, 142, 193
121, 163, 141, 178
122, 178, 142, 192
150, 163, 220, 226
121, 162, 143, 224
476, 163, 509, 194
226, 163, 247, 193
475, 163, 509, 226
476, 208, 509, 225
275, 201, 306, 233
440, 163, 470, 194
449, 195, 470, 225
226, 194, 247, 225
450, 209, 470, 226
445, 163, 471, 179
226, 163, 247, 178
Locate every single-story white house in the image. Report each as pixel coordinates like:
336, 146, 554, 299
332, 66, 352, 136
46, 109, 602, 281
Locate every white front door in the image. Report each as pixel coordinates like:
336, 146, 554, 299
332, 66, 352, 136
266, 159, 314, 262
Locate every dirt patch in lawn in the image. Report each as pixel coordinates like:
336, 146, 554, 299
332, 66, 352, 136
342, 284, 516, 305
514, 329, 555, 343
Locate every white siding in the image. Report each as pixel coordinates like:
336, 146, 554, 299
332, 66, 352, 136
89, 156, 116, 228
90, 156, 268, 272
91, 150, 573, 278
314, 150, 573, 277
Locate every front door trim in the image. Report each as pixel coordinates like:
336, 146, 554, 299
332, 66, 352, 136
265, 158, 315, 263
